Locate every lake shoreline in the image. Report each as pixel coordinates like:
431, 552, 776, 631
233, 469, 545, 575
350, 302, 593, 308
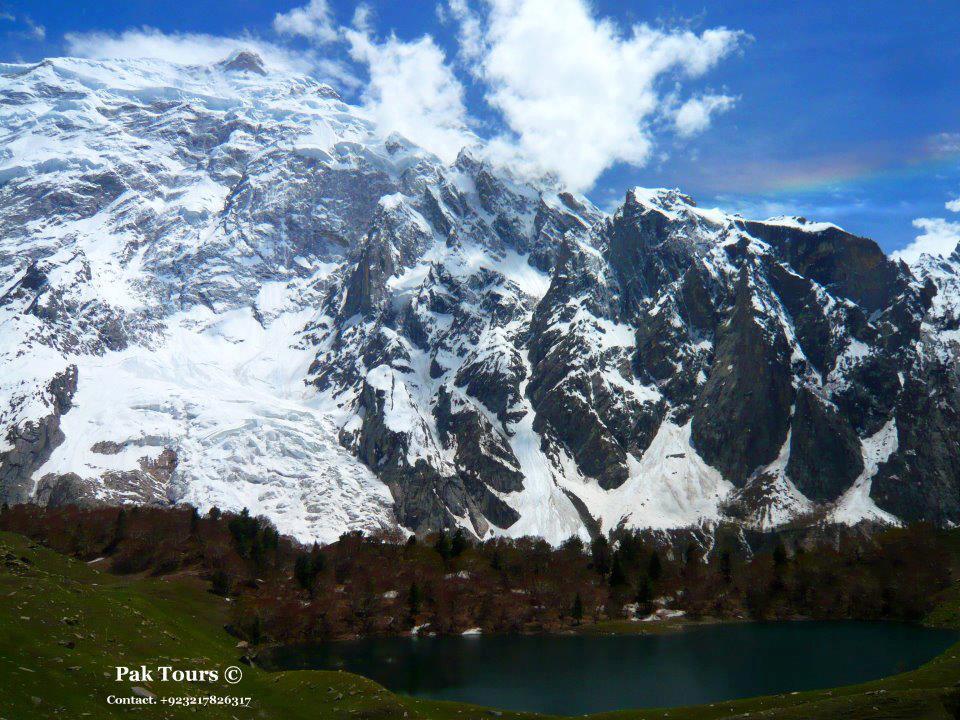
251, 615, 953, 666
250, 620, 960, 716
252, 609, 959, 658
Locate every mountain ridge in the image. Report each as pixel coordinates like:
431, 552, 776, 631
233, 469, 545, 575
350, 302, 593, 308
1, 52, 958, 543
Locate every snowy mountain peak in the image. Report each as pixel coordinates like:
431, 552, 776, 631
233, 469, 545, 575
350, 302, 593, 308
623, 187, 732, 234
759, 215, 845, 233
218, 49, 268, 75
630, 187, 697, 209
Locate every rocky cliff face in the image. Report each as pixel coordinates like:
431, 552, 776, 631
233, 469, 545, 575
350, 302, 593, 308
1, 53, 958, 543
0, 365, 77, 504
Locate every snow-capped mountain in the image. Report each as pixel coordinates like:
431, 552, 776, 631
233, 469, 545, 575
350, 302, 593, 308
2, 52, 958, 543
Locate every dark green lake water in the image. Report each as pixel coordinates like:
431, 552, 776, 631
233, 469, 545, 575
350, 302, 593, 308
265, 622, 959, 715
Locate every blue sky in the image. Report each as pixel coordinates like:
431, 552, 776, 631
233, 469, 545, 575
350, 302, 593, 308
2, 0, 959, 258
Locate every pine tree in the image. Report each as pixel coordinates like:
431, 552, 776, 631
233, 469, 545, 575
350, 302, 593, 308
720, 549, 733, 584
561, 535, 585, 554
408, 581, 422, 620
261, 524, 279, 551
451, 528, 469, 557
189, 505, 200, 534
104, 507, 126, 554
591, 536, 611, 575
310, 541, 325, 572
609, 552, 627, 587
636, 575, 653, 614
294, 552, 313, 591
434, 530, 452, 562
228, 508, 259, 557
210, 569, 230, 596
114, 506, 126, 540
648, 551, 663, 582
773, 541, 788, 568
250, 534, 264, 571
571, 593, 584, 625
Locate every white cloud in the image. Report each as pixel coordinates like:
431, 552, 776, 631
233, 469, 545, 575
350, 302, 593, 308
449, 0, 743, 189
892, 218, 960, 265
64, 27, 359, 87
273, 0, 338, 44
929, 132, 960, 155
345, 27, 473, 162
24, 16, 45, 40
66, 28, 303, 70
61, 0, 742, 188
64, 13, 474, 166
443, 0, 485, 64
673, 93, 737, 137
893, 193, 960, 264
351, 4, 373, 33
2, 13, 45, 39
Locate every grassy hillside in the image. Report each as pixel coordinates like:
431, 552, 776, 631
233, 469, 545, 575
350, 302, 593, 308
1, 530, 959, 720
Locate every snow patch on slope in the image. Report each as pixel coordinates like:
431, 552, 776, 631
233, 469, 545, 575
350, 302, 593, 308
830, 420, 900, 526
560, 421, 734, 532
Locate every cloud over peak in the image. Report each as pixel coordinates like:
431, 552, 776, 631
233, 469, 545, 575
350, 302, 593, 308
345, 27, 473, 163
443, 0, 744, 189
65, 27, 309, 72
62, 0, 744, 191
894, 196, 960, 265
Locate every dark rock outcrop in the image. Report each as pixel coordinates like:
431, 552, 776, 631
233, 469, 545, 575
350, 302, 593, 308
691, 270, 794, 486
787, 387, 863, 501
871, 360, 960, 524
0, 366, 78, 504
218, 50, 267, 76
742, 220, 907, 314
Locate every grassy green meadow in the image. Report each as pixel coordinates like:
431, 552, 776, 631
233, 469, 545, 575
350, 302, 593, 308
2, 530, 959, 720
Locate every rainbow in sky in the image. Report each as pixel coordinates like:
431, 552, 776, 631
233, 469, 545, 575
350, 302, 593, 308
727, 132, 960, 195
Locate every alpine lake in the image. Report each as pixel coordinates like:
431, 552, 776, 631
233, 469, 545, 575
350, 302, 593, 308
260, 621, 959, 715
